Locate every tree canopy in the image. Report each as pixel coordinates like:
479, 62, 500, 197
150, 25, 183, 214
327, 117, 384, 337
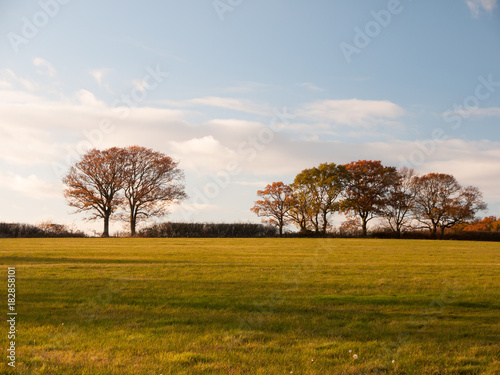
63, 146, 186, 237
251, 161, 487, 238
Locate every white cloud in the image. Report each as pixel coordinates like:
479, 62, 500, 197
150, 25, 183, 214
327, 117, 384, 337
223, 81, 270, 93
76, 89, 105, 107
131, 79, 149, 91
0, 123, 59, 165
0, 171, 61, 200
169, 136, 238, 174
448, 107, 500, 117
467, 0, 497, 17
299, 82, 325, 92
89, 68, 109, 86
33, 57, 57, 78
204, 118, 262, 128
1, 69, 39, 91
296, 99, 405, 127
0, 80, 12, 89
163, 96, 270, 115
89, 68, 113, 93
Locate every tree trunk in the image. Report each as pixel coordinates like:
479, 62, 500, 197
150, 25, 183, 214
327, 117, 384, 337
102, 215, 110, 237
278, 224, 283, 237
322, 212, 328, 237
431, 224, 438, 239
130, 215, 137, 237
439, 226, 446, 240
362, 219, 368, 237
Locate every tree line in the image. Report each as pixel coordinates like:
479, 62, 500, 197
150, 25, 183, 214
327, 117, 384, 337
0, 222, 85, 238
63, 146, 186, 237
251, 160, 487, 239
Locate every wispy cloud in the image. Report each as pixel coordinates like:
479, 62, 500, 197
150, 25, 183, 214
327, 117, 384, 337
0, 171, 61, 200
131, 79, 150, 91
299, 82, 325, 92
223, 81, 270, 94
296, 99, 405, 127
447, 106, 500, 117
1, 69, 39, 91
33, 57, 57, 78
466, 0, 497, 17
168, 136, 238, 174
163, 96, 270, 115
89, 68, 113, 92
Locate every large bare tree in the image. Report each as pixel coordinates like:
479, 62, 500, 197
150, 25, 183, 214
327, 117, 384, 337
121, 146, 187, 236
63, 148, 126, 237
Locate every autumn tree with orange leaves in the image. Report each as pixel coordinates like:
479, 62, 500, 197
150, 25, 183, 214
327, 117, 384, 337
457, 216, 500, 232
121, 146, 187, 236
412, 173, 487, 239
251, 182, 294, 236
63, 147, 186, 237
63, 148, 126, 237
381, 167, 418, 238
342, 160, 398, 237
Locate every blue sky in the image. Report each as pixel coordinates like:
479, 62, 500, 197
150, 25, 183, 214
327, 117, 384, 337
0, 0, 499, 234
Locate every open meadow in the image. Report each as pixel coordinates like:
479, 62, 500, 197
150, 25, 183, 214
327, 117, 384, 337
0, 238, 498, 374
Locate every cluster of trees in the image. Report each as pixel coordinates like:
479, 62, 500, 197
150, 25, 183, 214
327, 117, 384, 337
453, 216, 500, 232
251, 160, 487, 239
63, 146, 186, 237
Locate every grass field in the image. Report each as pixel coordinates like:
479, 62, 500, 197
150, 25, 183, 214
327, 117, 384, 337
0, 238, 498, 374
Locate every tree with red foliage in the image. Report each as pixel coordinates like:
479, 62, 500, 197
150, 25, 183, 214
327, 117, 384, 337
342, 160, 398, 237
459, 216, 500, 232
121, 146, 187, 236
251, 182, 294, 236
381, 167, 418, 238
63, 148, 126, 237
412, 173, 487, 239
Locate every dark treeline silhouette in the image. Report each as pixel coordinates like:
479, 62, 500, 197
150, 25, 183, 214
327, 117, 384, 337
0, 222, 86, 238
138, 222, 277, 238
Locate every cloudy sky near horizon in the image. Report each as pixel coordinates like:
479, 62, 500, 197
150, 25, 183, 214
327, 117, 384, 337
0, 0, 499, 235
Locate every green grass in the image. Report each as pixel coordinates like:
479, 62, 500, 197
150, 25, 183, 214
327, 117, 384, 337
0, 238, 499, 374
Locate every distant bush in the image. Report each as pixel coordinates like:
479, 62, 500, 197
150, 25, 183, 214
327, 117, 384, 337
0, 222, 86, 238
138, 222, 278, 238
